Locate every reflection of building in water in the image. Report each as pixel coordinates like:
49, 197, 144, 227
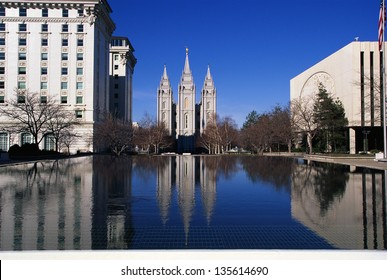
156, 156, 217, 243
0, 158, 93, 250
200, 158, 217, 225
157, 157, 175, 225
92, 156, 133, 249
291, 162, 387, 249
177, 156, 196, 244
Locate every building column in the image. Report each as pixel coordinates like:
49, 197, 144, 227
350, 128, 356, 154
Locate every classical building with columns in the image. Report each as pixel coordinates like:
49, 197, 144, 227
0, 0, 136, 153
290, 41, 384, 154
157, 49, 217, 153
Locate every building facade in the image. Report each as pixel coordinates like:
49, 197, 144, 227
109, 36, 136, 123
157, 49, 217, 153
0, 0, 135, 153
290, 41, 384, 154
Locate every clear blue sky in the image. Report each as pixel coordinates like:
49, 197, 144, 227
108, 0, 377, 127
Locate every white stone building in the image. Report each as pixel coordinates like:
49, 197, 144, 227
0, 0, 135, 153
290, 41, 385, 154
109, 36, 136, 123
157, 49, 217, 153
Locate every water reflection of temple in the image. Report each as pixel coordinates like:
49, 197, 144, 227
291, 161, 387, 249
156, 156, 217, 244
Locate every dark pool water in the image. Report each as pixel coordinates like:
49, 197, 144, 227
0, 155, 385, 250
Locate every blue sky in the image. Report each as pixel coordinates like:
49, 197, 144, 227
108, 0, 377, 127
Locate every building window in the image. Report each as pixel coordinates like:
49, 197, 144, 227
114, 65, 119, 70
0, 133, 8, 151
0, 23, 5, 31
0, 67, 4, 74
114, 74, 118, 79
76, 82, 83, 90
114, 54, 119, 61
76, 53, 83, 61
77, 24, 84, 33
41, 38, 48, 46
44, 134, 55, 151
42, 9, 48, 17
41, 24, 48, 32
185, 114, 189, 129
62, 39, 68, 46
114, 93, 118, 98
0, 7, 5, 17
18, 95, 25, 103
184, 97, 189, 109
18, 82, 26, 89
61, 96, 67, 104
75, 110, 83, 118
19, 52, 26, 60
41, 67, 47, 75
0, 52, 4, 60
62, 9, 68, 17
18, 67, 26, 75
76, 68, 83, 75
114, 84, 118, 89
19, 23, 27, 32
19, 38, 27, 46
19, 8, 27, 17
61, 82, 68, 90
0, 81, 4, 89
76, 96, 83, 104
41, 82, 47, 90
61, 67, 68, 75
61, 53, 68, 60
40, 96, 47, 103
0, 96, 4, 103
0, 38, 5, 45
77, 9, 84, 17
41, 53, 48, 60
206, 101, 210, 109
21, 133, 32, 145
162, 101, 166, 109
62, 24, 69, 32
162, 112, 166, 120
77, 39, 83, 46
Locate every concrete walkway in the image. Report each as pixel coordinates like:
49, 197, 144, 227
303, 154, 387, 170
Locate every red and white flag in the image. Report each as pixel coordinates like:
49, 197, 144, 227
379, 0, 386, 51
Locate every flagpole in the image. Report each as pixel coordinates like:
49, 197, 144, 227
383, 0, 387, 159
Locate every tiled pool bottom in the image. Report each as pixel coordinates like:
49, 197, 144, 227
88, 224, 335, 250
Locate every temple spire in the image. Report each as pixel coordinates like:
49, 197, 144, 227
206, 65, 212, 80
184, 48, 191, 74
163, 64, 168, 79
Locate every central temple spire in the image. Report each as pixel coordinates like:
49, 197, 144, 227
184, 47, 191, 74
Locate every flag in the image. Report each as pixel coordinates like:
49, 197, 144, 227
379, 0, 386, 51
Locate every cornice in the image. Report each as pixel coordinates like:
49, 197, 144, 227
0, 2, 90, 10
0, 16, 93, 25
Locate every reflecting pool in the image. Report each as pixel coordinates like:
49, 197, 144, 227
0, 155, 386, 250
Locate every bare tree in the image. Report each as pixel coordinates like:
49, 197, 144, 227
199, 114, 238, 154
199, 116, 220, 154
152, 121, 174, 154
46, 108, 80, 152
95, 112, 133, 156
291, 94, 319, 154
270, 105, 293, 152
0, 89, 58, 145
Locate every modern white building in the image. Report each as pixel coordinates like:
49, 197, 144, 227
157, 49, 217, 153
0, 0, 135, 153
290, 41, 384, 154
